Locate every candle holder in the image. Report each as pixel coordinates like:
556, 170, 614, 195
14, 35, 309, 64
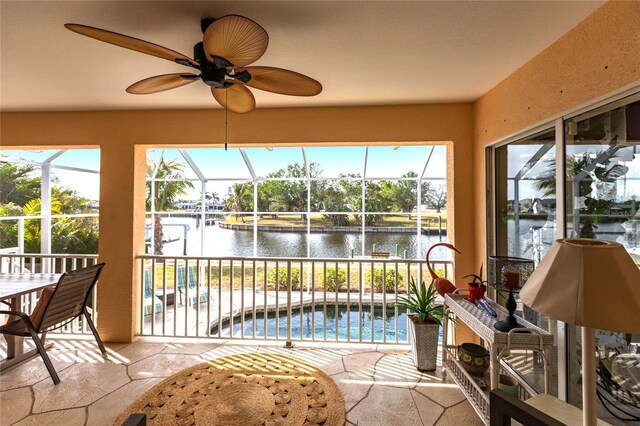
487, 256, 534, 332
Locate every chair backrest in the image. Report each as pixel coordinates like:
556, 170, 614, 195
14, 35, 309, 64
187, 266, 197, 288
176, 265, 186, 290
176, 265, 197, 289
38, 262, 106, 331
144, 269, 152, 299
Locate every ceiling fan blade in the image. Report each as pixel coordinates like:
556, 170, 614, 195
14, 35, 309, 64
203, 15, 268, 68
65, 23, 199, 67
236, 66, 322, 96
211, 83, 256, 113
126, 73, 199, 94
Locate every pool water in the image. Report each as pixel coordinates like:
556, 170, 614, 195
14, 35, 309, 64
219, 305, 444, 343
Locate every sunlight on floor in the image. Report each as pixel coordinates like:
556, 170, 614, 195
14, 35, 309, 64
0, 336, 483, 425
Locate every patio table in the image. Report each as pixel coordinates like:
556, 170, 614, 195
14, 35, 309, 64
0, 273, 60, 371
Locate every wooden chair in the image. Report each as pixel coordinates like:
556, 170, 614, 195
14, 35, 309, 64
0, 262, 106, 385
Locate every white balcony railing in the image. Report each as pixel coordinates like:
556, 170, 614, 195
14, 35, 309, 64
137, 255, 454, 345
0, 253, 454, 344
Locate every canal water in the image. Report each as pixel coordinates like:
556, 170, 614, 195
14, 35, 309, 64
153, 218, 451, 259
152, 216, 633, 260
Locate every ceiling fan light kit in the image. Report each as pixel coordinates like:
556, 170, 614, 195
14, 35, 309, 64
65, 14, 322, 114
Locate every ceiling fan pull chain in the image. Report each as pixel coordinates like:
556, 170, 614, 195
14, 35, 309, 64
224, 90, 228, 151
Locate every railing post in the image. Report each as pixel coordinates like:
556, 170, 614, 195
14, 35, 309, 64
285, 260, 293, 348
18, 218, 24, 253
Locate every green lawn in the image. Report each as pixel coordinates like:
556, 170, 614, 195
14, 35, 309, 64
146, 261, 446, 295
223, 212, 447, 228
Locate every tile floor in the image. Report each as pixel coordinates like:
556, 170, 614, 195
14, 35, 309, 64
0, 336, 484, 426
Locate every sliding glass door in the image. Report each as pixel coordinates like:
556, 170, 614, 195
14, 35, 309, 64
489, 93, 640, 417
493, 128, 560, 396
564, 96, 640, 412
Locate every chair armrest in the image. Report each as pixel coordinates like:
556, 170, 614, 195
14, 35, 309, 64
0, 309, 37, 333
0, 310, 29, 320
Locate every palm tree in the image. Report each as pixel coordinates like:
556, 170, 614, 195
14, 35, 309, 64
536, 148, 629, 238
196, 191, 220, 211
226, 183, 253, 222
146, 157, 193, 254
0, 163, 40, 205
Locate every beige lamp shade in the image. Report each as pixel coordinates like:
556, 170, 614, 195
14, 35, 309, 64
519, 238, 640, 333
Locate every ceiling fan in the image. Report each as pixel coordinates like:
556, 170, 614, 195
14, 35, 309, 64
65, 15, 322, 113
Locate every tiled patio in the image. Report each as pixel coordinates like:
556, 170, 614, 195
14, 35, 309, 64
0, 336, 483, 426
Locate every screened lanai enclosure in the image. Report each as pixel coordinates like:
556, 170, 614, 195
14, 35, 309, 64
0, 149, 100, 258
146, 145, 449, 260
1, 145, 454, 345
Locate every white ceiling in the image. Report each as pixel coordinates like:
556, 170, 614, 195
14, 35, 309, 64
0, 1, 604, 112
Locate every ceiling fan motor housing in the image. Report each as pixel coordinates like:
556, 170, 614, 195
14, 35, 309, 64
193, 41, 231, 88
200, 17, 216, 33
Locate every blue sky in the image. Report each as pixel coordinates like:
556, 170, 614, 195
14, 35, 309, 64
1, 149, 101, 200
2, 146, 447, 201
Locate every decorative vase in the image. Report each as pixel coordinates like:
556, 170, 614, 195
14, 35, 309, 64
458, 343, 490, 376
408, 315, 440, 371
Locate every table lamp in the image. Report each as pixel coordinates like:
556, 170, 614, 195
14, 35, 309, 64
487, 256, 534, 332
519, 238, 640, 426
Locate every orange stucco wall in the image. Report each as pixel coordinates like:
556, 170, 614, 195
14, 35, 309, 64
1, 104, 475, 341
473, 0, 640, 267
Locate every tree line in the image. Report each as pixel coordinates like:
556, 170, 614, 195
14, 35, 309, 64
0, 163, 99, 253
221, 163, 447, 226
1, 158, 447, 255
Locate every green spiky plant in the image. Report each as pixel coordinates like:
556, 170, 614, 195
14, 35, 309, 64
396, 277, 446, 324
463, 263, 488, 287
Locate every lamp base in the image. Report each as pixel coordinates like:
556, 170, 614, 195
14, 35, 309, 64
494, 315, 520, 332
494, 289, 520, 332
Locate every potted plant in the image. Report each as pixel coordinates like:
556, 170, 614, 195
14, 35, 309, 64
396, 276, 446, 371
464, 263, 487, 302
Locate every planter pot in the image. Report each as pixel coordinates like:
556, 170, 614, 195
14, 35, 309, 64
408, 315, 440, 371
467, 284, 486, 302
458, 342, 489, 376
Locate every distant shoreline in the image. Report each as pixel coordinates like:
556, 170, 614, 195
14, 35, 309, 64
219, 222, 446, 235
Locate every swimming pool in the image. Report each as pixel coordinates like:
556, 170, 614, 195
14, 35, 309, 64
217, 304, 443, 343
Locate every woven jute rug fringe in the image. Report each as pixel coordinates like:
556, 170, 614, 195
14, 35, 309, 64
115, 352, 346, 426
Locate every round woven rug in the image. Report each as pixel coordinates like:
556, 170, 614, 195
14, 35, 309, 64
115, 352, 345, 426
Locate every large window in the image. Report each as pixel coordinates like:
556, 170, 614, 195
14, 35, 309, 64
489, 93, 640, 417
145, 146, 448, 260
564, 97, 640, 409
495, 129, 557, 261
